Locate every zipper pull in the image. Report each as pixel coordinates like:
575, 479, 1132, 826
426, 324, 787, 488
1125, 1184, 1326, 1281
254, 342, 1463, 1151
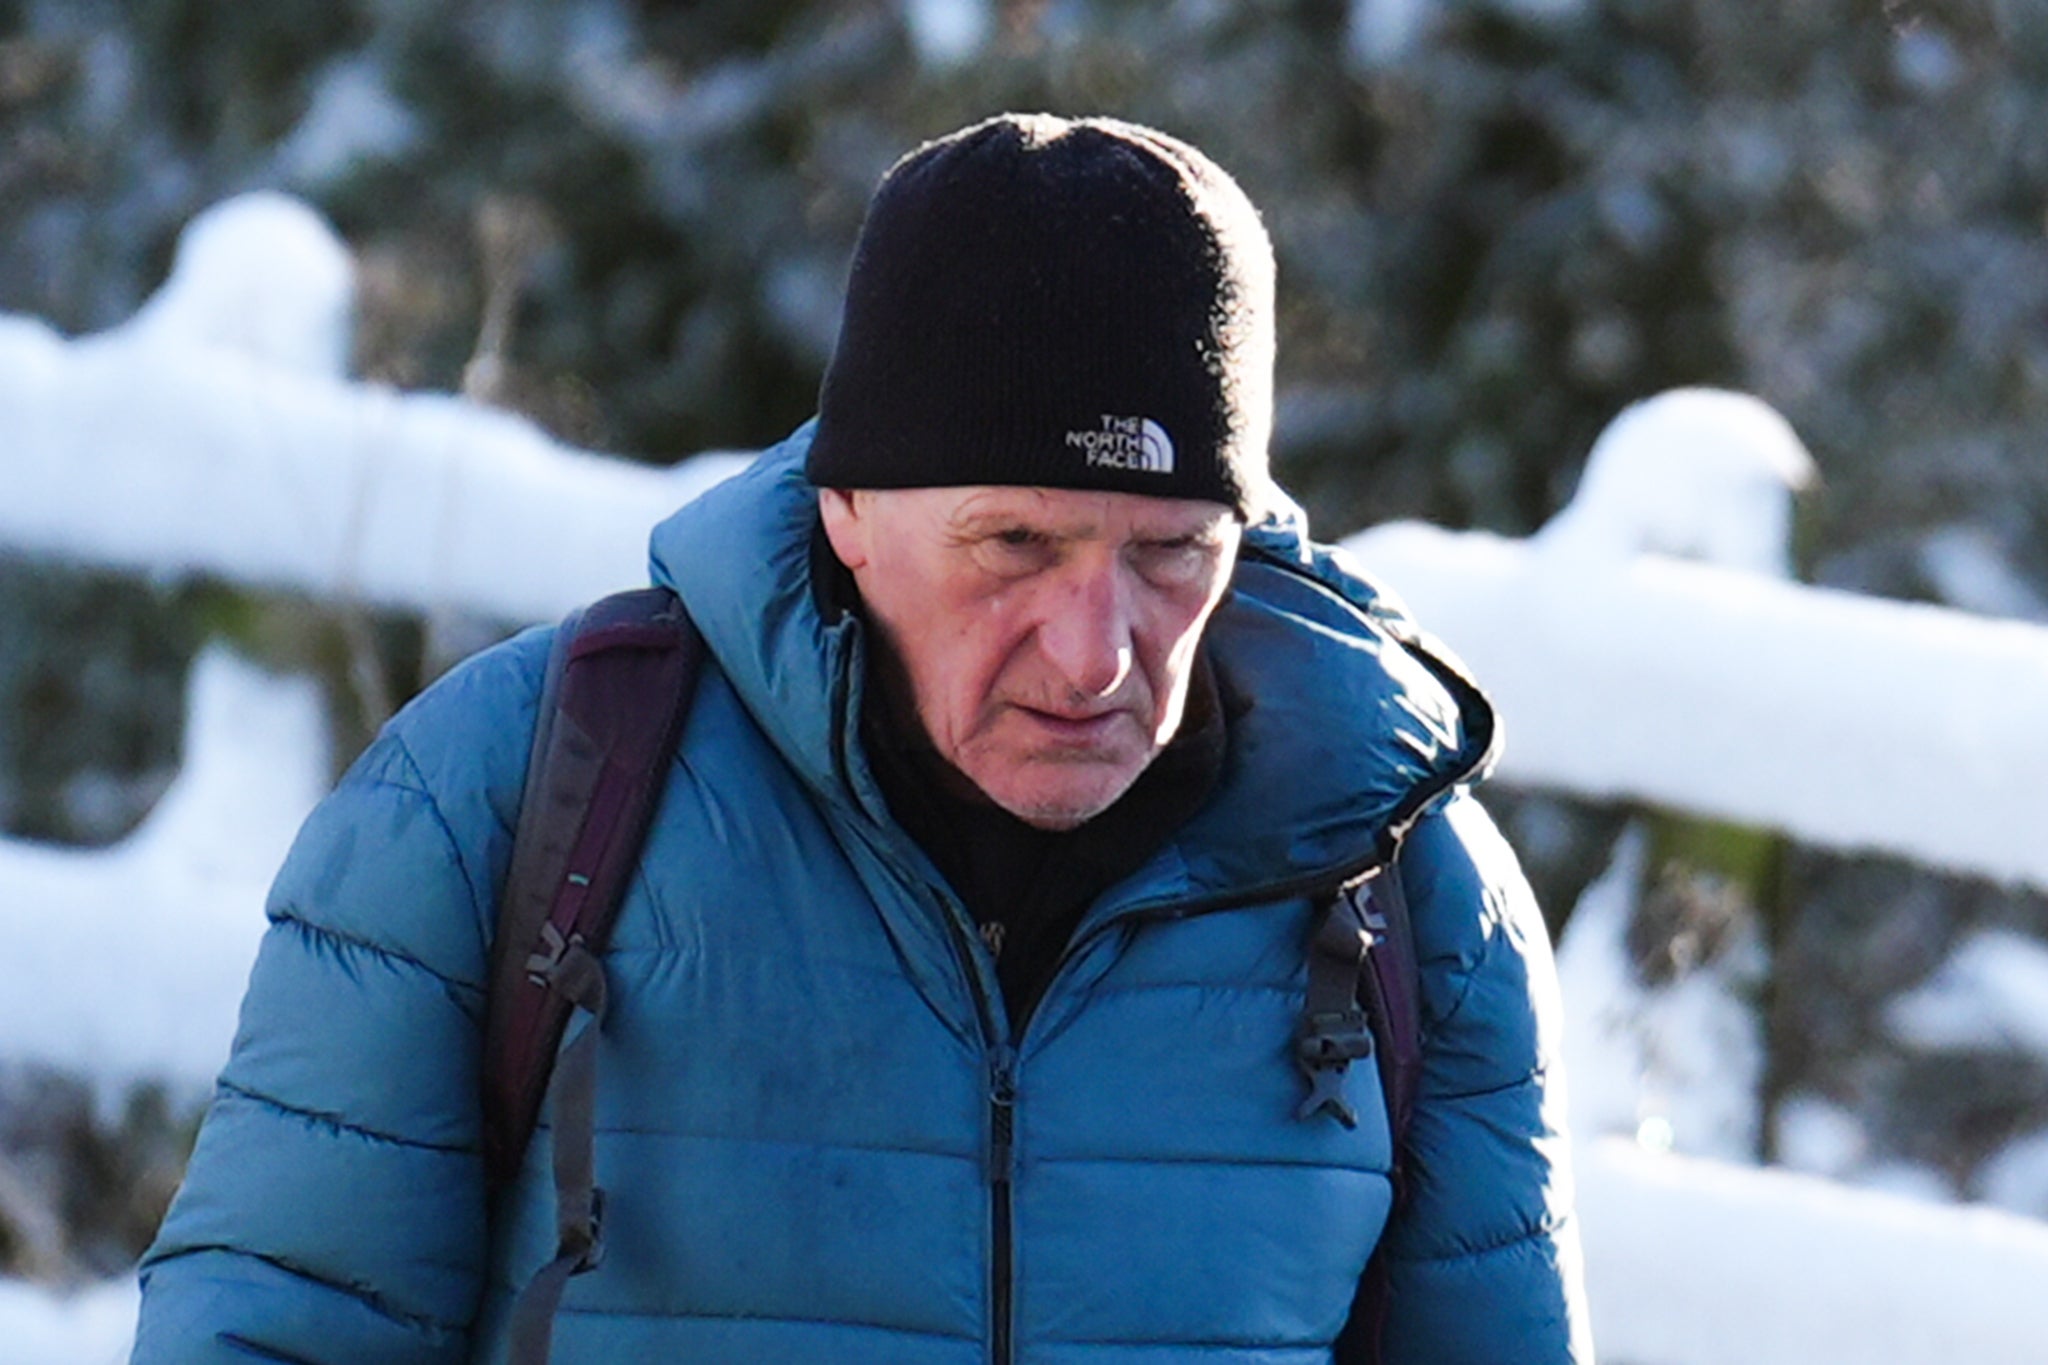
989, 1043, 1018, 1184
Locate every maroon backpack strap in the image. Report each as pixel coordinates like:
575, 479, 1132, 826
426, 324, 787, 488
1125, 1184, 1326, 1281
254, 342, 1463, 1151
1302, 855, 1423, 1365
478, 586, 703, 1363
1350, 859, 1422, 1364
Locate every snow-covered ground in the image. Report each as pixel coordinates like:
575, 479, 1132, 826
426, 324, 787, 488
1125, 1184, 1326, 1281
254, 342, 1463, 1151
4, 195, 2047, 1362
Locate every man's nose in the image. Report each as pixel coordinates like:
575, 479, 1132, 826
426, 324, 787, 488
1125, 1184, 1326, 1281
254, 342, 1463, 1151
1036, 560, 1135, 700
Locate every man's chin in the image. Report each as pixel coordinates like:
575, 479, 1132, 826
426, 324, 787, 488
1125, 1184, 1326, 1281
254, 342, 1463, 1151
974, 760, 1149, 831
1003, 801, 1101, 833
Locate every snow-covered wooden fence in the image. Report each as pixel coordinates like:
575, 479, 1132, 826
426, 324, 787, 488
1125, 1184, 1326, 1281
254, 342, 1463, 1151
4, 195, 2046, 1363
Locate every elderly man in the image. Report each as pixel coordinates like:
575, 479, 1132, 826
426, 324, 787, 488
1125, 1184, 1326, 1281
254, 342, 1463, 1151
135, 115, 1591, 1363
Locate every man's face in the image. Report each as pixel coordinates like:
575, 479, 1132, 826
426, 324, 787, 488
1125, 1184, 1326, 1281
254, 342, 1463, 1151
819, 484, 1241, 831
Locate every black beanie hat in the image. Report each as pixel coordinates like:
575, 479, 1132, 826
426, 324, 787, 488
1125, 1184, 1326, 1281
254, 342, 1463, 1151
807, 113, 1276, 519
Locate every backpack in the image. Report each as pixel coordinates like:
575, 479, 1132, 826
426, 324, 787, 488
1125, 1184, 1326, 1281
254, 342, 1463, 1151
479, 586, 1424, 1365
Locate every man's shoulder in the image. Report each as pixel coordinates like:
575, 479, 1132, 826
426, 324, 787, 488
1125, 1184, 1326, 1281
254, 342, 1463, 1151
258, 626, 560, 989
378, 623, 555, 798
1398, 793, 1559, 1084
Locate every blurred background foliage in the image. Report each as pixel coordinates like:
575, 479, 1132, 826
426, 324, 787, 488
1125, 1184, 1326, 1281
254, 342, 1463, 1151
2, 0, 2047, 1278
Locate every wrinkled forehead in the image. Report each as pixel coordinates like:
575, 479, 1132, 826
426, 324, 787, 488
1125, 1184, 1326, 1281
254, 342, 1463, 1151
870, 484, 1242, 542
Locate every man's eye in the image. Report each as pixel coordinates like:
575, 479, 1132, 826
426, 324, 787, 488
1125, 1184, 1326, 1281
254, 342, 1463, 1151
973, 528, 1056, 576
1139, 535, 1201, 557
1132, 537, 1215, 583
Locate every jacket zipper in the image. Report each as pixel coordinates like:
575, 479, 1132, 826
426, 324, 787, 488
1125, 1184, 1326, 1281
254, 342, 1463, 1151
988, 1041, 1018, 1365
915, 880, 1017, 1365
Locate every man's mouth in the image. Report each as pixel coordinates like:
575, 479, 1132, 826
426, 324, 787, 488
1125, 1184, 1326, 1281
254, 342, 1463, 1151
1012, 704, 1129, 744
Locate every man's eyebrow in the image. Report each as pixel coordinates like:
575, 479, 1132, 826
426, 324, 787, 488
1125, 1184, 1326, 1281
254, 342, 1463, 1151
951, 507, 1028, 529
948, 508, 1080, 538
1136, 517, 1234, 544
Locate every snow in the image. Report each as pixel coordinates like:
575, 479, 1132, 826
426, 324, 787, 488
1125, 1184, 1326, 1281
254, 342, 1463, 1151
1555, 826, 1768, 1162
1980, 1129, 2048, 1220
274, 55, 423, 187
0, 647, 327, 1102
1344, 473, 2048, 893
110, 192, 356, 380
0, 1277, 137, 1365
900, 0, 994, 67
0, 194, 753, 628
1773, 1094, 1873, 1180
1918, 521, 2048, 621
4, 194, 2048, 1361
1580, 1137, 2048, 1365
1543, 391, 1802, 1168
1884, 928, 2048, 1056
1532, 388, 1816, 577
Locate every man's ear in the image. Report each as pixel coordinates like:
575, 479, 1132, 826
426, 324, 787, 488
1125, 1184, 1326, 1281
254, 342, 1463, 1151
817, 487, 870, 571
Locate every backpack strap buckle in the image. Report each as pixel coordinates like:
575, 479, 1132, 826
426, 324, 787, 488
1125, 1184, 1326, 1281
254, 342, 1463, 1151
1294, 886, 1380, 1128
1294, 1007, 1374, 1128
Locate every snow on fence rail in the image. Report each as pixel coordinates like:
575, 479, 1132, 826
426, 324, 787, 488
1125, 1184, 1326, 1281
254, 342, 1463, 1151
12, 228, 2042, 893
1343, 519, 2048, 892
0, 308, 749, 624
0, 196, 749, 627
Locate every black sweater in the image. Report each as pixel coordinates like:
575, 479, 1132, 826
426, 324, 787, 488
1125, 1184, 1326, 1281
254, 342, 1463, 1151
865, 655, 1225, 1032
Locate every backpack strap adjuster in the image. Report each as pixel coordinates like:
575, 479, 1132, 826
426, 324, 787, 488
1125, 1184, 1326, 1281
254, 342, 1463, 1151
566, 1186, 607, 1276
1296, 1008, 1375, 1065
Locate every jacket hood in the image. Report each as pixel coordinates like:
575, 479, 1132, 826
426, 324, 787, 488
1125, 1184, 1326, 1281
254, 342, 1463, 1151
648, 423, 1500, 903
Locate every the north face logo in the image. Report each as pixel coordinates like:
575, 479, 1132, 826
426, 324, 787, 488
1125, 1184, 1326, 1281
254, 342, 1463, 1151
1065, 415, 1176, 474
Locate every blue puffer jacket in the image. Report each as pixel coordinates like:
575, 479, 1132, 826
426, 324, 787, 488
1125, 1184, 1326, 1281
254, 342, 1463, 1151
135, 425, 1592, 1364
